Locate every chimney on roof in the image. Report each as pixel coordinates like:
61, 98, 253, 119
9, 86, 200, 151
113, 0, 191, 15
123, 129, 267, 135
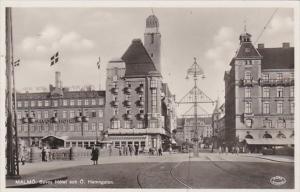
258, 43, 264, 49
282, 42, 290, 48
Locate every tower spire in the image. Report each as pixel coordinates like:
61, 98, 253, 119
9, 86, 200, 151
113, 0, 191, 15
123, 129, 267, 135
244, 19, 247, 33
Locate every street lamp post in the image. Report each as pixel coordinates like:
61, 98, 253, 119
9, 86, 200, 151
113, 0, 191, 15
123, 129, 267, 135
185, 57, 204, 157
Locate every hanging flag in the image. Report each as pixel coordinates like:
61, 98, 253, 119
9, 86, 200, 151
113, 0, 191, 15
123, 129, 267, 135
50, 52, 59, 66
97, 57, 101, 69
13, 59, 20, 67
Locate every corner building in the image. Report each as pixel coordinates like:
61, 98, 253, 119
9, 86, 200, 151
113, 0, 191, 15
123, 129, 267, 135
224, 31, 294, 149
105, 15, 171, 151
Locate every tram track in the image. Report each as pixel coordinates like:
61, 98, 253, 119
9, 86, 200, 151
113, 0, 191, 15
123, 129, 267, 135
136, 160, 192, 189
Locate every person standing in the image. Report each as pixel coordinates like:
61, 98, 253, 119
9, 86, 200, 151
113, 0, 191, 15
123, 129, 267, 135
41, 148, 46, 162
134, 144, 139, 156
125, 145, 129, 156
129, 144, 133, 156
109, 145, 112, 156
91, 146, 99, 165
158, 148, 162, 156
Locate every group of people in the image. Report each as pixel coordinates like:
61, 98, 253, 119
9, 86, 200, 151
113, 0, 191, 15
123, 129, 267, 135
149, 147, 163, 156
218, 145, 242, 155
118, 144, 138, 156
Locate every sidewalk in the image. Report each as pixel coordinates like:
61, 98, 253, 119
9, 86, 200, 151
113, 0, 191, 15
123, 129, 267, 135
240, 153, 294, 163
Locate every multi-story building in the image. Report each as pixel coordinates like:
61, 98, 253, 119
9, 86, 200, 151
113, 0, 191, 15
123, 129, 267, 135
105, 14, 175, 151
212, 99, 225, 146
16, 72, 105, 149
224, 30, 294, 149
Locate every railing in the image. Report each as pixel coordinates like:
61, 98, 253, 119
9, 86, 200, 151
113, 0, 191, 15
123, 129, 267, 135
259, 78, 294, 87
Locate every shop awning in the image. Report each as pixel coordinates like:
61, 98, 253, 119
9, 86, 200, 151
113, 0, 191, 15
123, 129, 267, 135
245, 138, 294, 145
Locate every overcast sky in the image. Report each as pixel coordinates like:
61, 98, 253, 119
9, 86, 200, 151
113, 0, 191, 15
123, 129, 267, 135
12, 7, 294, 115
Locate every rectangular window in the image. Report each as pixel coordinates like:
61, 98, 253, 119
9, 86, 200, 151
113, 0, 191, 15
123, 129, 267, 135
262, 73, 269, 80
263, 120, 272, 128
63, 100, 67, 106
17, 101, 22, 107
85, 99, 89, 105
290, 102, 294, 114
91, 123, 96, 131
245, 102, 252, 113
111, 120, 120, 129
290, 87, 294, 97
84, 123, 89, 131
63, 111, 67, 118
98, 110, 104, 118
24, 101, 28, 107
124, 120, 132, 129
98, 123, 104, 131
44, 100, 49, 107
91, 110, 97, 117
70, 100, 74, 106
245, 87, 251, 98
263, 102, 270, 114
17, 111, 22, 119
69, 124, 74, 131
137, 121, 144, 129
277, 73, 283, 80
70, 110, 75, 118
44, 111, 48, 118
150, 79, 157, 88
244, 71, 252, 80
53, 100, 58, 107
44, 125, 48, 132
38, 101, 42, 107
277, 87, 283, 98
151, 89, 157, 113
91, 99, 96, 105
277, 102, 283, 114
36, 111, 41, 119
245, 119, 252, 127
263, 87, 270, 98
99, 98, 104, 105
277, 120, 285, 129
150, 120, 157, 128
30, 101, 35, 107
78, 99, 82, 106
53, 124, 57, 132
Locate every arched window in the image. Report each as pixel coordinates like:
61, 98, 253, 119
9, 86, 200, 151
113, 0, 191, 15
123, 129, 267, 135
263, 133, 272, 138
245, 134, 253, 139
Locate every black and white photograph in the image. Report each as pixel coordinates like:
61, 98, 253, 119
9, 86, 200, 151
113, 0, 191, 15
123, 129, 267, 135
1, 0, 299, 191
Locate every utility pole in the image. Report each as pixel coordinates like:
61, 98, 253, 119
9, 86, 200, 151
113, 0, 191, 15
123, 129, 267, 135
6, 7, 20, 178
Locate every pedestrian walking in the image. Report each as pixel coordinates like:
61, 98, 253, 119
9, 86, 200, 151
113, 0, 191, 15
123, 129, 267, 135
134, 144, 139, 156
41, 148, 47, 162
158, 148, 162, 156
91, 146, 99, 165
119, 147, 122, 156
129, 144, 133, 156
122, 145, 126, 155
125, 145, 129, 156
109, 145, 112, 156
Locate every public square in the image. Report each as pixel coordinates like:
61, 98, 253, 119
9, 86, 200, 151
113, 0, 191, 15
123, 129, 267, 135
7, 152, 294, 189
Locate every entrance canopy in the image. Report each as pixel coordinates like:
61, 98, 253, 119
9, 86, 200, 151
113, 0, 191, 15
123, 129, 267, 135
245, 138, 294, 145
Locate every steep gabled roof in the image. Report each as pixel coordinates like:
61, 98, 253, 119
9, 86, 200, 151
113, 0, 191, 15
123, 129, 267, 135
121, 39, 160, 77
235, 42, 262, 58
258, 47, 294, 69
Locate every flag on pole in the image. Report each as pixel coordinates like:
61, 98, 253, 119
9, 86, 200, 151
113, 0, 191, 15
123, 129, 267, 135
50, 52, 59, 66
13, 59, 20, 67
97, 57, 101, 69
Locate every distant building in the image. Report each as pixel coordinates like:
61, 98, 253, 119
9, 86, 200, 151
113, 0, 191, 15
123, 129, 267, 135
104, 14, 175, 151
175, 117, 212, 144
224, 30, 294, 150
212, 99, 225, 146
16, 72, 105, 149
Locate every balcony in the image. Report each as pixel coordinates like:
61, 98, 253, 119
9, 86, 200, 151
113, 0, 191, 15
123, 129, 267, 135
52, 117, 58, 123
137, 100, 144, 106
124, 113, 133, 119
22, 117, 28, 123
111, 100, 119, 107
76, 116, 82, 122
137, 113, 145, 120
137, 86, 144, 93
28, 117, 35, 123
111, 87, 119, 95
82, 116, 89, 122
124, 100, 131, 107
124, 87, 131, 94
239, 79, 254, 87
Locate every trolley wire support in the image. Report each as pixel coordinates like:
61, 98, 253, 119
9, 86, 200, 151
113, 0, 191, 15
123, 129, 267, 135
177, 57, 215, 157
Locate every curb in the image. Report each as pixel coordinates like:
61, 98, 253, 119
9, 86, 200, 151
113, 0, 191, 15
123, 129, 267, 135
6, 176, 68, 188
244, 155, 294, 163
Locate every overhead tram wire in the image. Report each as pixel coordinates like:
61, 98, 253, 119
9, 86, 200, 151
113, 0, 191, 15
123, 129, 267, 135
254, 8, 279, 45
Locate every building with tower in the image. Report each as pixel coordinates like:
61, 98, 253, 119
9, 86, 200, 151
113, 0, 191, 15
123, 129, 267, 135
104, 14, 175, 151
224, 30, 294, 151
